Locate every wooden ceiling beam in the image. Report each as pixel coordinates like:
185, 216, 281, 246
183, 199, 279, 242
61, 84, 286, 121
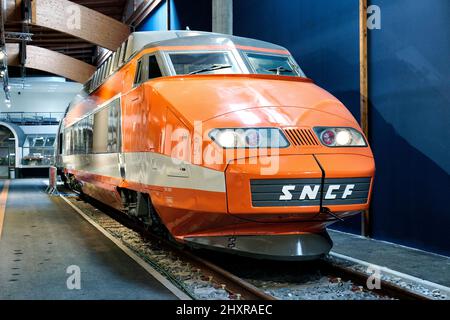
31, 0, 130, 50
126, 0, 162, 27
6, 43, 95, 83
33, 44, 94, 49
5, 0, 130, 50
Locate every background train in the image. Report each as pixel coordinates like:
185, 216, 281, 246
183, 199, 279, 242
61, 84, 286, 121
56, 31, 375, 260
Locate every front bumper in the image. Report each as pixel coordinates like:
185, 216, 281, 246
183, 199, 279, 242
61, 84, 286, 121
184, 231, 333, 261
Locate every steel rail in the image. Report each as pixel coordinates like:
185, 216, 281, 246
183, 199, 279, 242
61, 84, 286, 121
66, 192, 275, 301
321, 261, 432, 300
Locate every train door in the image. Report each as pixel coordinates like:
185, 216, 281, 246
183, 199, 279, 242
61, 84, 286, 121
120, 57, 147, 179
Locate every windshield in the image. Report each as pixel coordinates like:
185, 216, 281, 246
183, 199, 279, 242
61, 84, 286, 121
169, 52, 240, 75
245, 52, 305, 77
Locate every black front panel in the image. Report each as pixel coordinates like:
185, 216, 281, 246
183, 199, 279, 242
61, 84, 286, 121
251, 177, 371, 207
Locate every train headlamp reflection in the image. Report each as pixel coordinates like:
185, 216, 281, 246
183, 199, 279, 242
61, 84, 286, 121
209, 128, 289, 149
314, 127, 367, 147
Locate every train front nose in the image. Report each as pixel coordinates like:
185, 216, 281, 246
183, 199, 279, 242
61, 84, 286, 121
225, 153, 375, 221
201, 152, 374, 261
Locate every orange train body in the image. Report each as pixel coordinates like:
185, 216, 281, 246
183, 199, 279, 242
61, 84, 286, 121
57, 31, 375, 260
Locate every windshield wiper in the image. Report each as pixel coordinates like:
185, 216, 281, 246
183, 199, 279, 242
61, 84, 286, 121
267, 66, 293, 75
188, 64, 232, 75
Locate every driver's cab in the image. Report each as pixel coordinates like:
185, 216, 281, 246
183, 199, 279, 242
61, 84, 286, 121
161, 49, 306, 77
86, 31, 308, 95
132, 31, 307, 79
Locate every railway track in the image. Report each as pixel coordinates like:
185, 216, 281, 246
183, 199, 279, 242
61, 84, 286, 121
175, 250, 275, 300
320, 261, 431, 300
195, 250, 430, 301
60, 191, 274, 300
60, 190, 434, 301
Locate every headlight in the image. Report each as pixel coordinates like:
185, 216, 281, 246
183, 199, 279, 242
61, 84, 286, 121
314, 127, 367, 147
209, 128, 290, 148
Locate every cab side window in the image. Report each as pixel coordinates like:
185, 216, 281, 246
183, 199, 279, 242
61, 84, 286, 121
134, 59, 144, 85
134, 55, 163, 86
148, 55, 162, 79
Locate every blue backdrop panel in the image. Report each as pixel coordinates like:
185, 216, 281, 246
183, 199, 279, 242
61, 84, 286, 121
368, 0, 450, 255
138, 1, 168, 31
235, 0, 450, 255
171, 0, 212, 31
234, 0, 362, 234
138, 0, 212, 32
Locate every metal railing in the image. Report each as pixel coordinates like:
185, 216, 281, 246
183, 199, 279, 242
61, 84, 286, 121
0, 112, 64, 125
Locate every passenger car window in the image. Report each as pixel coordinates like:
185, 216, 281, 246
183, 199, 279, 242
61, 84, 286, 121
93, 107, 108, 153
169, 52, 239, 75
86, 115, 94, 154
245, 53, 305, 77
107, 99, 121, 153
148, 55, 162, 79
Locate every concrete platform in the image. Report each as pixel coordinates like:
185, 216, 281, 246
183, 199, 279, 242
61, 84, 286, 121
0, 179, 178, 300
329, 229, 450, 287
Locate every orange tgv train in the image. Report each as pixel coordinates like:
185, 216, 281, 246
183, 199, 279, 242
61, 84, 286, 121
56, 31, 375, 260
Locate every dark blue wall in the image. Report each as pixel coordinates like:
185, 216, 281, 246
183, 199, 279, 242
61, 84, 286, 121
235, 0, 450, 255
368, 0, 450, 255
138, 0, 212, 32
234, 0, 362, 234
137, 0, 168, 31
171, 0, 212, 31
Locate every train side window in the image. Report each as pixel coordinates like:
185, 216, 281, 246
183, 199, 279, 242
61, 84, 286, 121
92, 71, 98, 90
91, 99, 121, 154
134, 59, 144, 85
101, 64, 106, 82
116, 46, 122, 67
76, 122, 82, 154
111, 52, 117, 73
59, 133, 63, 155
67, 130, 70, 155
70, 127, 75, 155
119, 41, 127, 66
96, 69, 101, 87
86, 115, 94, 154
107, 99, 121, 153
71, 126, 76, 154
104, 59, 110, 79
96, 69, 101, 85
75, 123, 79, 154
64, 130, 70, 155
93, 107, 109, 154
107, 57, 112, 76
65, 130, 68, 155
82, 118, 88, 154
148, 55, 162, 79
97, 67, 102, 85
72, 127, 76, 155
76, 122, 81, 154
101, 64, 106, 81
108, 55, 114, 75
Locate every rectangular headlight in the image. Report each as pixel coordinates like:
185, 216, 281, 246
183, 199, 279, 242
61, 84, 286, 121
313, 127, 367, 147
209, 128, 290, 149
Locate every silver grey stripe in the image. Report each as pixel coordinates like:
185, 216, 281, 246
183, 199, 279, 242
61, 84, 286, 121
62, 152, 226, 193
64, 153, 121, 178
